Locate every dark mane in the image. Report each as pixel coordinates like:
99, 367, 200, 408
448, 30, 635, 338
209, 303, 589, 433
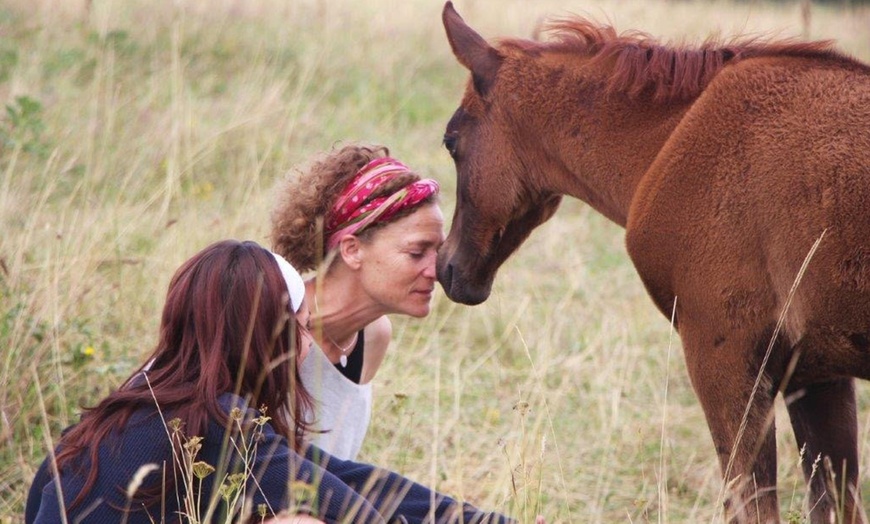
504, 17, 865, 103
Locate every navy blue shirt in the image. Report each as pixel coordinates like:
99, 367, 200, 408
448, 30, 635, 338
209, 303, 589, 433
25, 394, 511, 524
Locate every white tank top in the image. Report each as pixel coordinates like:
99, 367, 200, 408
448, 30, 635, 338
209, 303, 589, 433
299, 342, 373, 460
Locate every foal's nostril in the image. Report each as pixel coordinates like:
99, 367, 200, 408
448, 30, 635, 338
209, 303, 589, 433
438, 260, 454, 290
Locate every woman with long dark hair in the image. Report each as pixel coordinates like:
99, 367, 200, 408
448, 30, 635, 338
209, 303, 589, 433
25, 240, 513, 523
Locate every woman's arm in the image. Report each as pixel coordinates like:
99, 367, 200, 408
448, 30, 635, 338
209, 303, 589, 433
212, 396, 387, 524
304, 445, 515, 524
220, 397, 515, 524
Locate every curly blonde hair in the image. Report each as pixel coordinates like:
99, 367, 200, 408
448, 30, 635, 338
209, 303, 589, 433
270, 143, 436, 272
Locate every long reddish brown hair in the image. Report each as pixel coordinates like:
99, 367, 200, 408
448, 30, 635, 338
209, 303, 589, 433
55, 239, 312, 508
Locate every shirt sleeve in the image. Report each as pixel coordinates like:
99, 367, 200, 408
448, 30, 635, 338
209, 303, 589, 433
303, 445, 516, 524
217, 395, 514, 524
218, 410, 386, 523
24, 458, 51, 524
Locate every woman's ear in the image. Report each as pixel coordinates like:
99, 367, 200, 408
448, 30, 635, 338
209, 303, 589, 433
338, 235, 363, 270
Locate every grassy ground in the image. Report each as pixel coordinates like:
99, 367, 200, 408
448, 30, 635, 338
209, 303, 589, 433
1, 0, 869, 522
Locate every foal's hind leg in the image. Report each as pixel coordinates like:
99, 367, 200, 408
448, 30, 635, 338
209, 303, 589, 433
785, 378, 866, 524
681, 327, 781, 524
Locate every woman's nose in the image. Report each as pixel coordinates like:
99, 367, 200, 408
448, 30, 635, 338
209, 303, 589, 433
423, 253, 438, 278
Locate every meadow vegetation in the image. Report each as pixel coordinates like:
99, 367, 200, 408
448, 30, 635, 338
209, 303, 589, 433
1, 0, 869, 522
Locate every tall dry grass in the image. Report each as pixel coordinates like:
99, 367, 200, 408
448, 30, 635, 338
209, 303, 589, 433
1, 0, 869, 522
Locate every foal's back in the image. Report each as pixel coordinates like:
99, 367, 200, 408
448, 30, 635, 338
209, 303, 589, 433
631, 51, 870, 382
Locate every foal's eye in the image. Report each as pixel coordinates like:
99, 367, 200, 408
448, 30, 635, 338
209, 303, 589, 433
442, 134, 458, 159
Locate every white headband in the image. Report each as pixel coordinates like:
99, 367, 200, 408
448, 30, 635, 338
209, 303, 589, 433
270, 252, 305, 313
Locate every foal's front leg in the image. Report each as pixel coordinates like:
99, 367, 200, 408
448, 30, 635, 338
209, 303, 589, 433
681, 327, 781, 524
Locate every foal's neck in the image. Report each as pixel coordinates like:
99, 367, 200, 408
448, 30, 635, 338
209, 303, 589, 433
543, 78, 693, 227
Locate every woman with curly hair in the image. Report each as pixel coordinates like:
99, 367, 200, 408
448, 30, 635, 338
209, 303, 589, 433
271, 144, 443, 460
25, 240, 514, 523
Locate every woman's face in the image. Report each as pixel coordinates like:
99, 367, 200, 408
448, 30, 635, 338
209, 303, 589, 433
294, 297, 315, 361
357, 203, 445, 317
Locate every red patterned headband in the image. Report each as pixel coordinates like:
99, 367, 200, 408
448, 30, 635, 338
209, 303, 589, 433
325, 157, 439, 250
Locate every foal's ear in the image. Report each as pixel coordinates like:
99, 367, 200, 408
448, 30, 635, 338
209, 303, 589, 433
442, 1, 502, 96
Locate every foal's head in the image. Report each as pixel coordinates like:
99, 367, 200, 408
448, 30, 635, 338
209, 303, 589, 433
436, 1, 841, 305
437, 2, 563, 305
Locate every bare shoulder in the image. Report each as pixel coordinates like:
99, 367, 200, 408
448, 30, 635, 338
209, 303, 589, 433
365, 315, 392, 354
360, 315, 391, 384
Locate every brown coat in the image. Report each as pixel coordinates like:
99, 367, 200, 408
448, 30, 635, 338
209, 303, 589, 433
437, 3, 870, 523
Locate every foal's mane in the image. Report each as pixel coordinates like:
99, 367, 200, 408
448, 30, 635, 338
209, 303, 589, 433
504, 17, 864, 103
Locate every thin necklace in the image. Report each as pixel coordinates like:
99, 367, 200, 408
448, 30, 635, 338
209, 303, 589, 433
314, 294, 359, 368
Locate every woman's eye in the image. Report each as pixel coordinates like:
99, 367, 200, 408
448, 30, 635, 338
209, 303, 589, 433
409, 252, 425, 259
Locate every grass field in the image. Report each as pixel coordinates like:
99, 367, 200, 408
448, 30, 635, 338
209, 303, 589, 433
1, 0, 869, 522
